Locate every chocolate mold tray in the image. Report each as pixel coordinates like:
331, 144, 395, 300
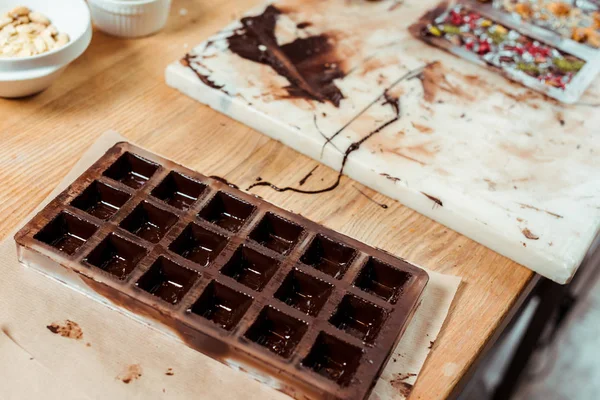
410, 0, 600, 104
15, 142, 428, 400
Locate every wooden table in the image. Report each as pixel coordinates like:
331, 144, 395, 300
0, 0, 534, 398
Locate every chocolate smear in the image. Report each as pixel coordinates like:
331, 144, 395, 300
227, 6, 345, 106
422, 192, 443, 207
522, 228, 540, 240
181, 54, 226, 92
209, 175, 240, 190
46, 320, 83, 340
299, 166, 318, 186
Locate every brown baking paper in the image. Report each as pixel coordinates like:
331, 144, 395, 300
0, 131, 461, 400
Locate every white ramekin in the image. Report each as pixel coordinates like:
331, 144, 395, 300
0, 0, 92, 98
88, 0, 172, 38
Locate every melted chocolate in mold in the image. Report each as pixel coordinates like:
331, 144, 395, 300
137, 256, 199, 305
354, 258, 411, 304
120, 201, 178, 244
244, 306, 308, 358
302, 332, 363, 386
249, 213, 304, 255
227, 5, 345, 106
35, 212, 97, 255
198, 192, 256, 233
103, 152, 159, 190
191, 281, 253, 330
152, 171, 207, 210
274, 268, 333, 316
301, 235, 357, 279
71, 181, 131, 220
209, 175, 240, 190
330, 295, 387, 344
169, 223, 229, 267
220, 245, 280, 291
85, 233, 147, 280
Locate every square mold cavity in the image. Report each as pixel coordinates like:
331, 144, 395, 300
84, 233, 147, 280
249, 213, 304, 255
169, 223, 228, 267
103, 152, 158, 189
71, 181, 131, 220
151, 171, 207, 210
274, 269, 333, 316
136, 256, 199, 305
244, 306, 308, 358
34, 212, 97, 256
329, 295, 387, 344
302, 332, 363, 386
198, 191, 255, 233
220, 245, 280, 292
190, 280, 253, 331
354, 257, 411, 304
120, 201, 178, 243
301, 235, 357, 279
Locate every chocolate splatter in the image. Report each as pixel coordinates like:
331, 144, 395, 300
428, 340, 435, 349
354, 186, 389, 209
209, 175, 240, 189
395, 372, 417, 381
299, 166, 318, 186
118, 364, 142, 384
422, 192, 443, 207
227, 6, 344, 106
46, 320, 83, 340
522, 228, 540, 240
166, 368, 175, 376
416, 61, 474, 103
518, 203, 563, 219
411, 122, 433, 134
381, 173, 401, 183
390, 378, 414, 397
181, 54, 226, 92
296, 21, 312, 29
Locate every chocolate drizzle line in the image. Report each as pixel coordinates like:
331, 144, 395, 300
246, 65, 434, 196
354, 186, 389, 209
209, 175, 240, 190
320, 64, 431, 157
227, 5, 345, 106
422, 192, 443, 207
299, 166, 318, 186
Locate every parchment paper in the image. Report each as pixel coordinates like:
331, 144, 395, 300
0, 131, 461, 400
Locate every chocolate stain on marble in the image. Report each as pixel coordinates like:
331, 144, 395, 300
522, 228, 540, 240
411, 122, 434, 134
390, 378, 414, 397
181, 55, 226, 92
118, 364, 142, 384
380, 173, 402, 183
227, 5, 345, 106
518, 203, 563, 219
417, 61, 475, 103
166, 368, 175, 376
422, 192, 443, 207
46, 320, 83, 340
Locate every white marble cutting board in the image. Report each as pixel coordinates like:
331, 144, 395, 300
166, 0, 600, 284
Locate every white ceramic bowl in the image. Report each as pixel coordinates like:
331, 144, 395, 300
0, 0, 92, 98
88, 0, 172, 38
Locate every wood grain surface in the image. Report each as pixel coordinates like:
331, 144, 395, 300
0, 0, 533, 398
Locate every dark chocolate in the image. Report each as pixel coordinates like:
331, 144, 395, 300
16, 142, 429, 400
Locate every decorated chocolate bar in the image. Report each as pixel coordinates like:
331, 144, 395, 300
410, 1, 600, 103
489, 0, 600, 49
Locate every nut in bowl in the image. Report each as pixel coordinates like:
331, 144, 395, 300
0, 0, 92, 98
